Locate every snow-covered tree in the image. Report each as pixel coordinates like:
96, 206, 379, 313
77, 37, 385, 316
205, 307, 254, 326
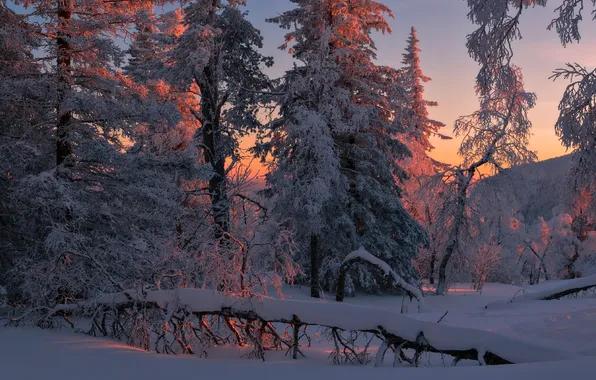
125, 7, 160, 83
400, 27, 446, 155
465, 0, 596, 218
435, 68, 537, 294
121, 2, 298, 297
0, 0, 206, 309
8, 0, 178, 165
552, 64, 596, 216
398, 26, 448, 284
123, 6, 203, 164
264, 17, 350, 297
266, 0, 427, 297
0, 2, 54, 291
166, 0, 274, 244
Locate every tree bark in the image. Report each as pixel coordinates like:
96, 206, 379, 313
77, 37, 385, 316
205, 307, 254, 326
429, 253, 436, 285
436, 242, 455, 295
436, 169, 469, 295
563, 246, 581, 280
310, 234, 320, 298
197, 2, 230, 243
425, 205, 435, 285
56, 0, 73, 166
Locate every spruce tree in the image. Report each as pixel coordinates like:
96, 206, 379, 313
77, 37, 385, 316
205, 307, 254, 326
167, 0, 274, 244
399, 27, 447, 284
400, 27, 446, 154
268, 0, 427, 296
3, 0, 193, 308
0, 2, 53, 291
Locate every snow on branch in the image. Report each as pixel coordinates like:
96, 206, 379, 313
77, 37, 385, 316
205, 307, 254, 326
43, 288, 578, 366
336, 246, 425, 312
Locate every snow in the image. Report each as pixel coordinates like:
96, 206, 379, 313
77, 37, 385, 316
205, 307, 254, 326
2, 282, 596, 378
52, 285, 579, 364
0, 327, 593, 380
482, 275, 596, 311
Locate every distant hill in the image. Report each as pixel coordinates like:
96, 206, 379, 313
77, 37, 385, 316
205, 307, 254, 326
474, 155, 573, 222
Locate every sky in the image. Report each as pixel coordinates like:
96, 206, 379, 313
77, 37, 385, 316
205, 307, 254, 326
9, 0, 596, 167
240, 0, 596, 166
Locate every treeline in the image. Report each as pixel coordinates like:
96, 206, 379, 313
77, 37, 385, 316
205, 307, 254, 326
1, 0, 596, 314
0, 0, 446, 309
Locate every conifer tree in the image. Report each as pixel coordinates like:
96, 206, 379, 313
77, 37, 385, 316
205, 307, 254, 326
399, 26, 447, 284
400, 27, 446, 154
125, 7, 160, 83
0, 2, 53, 289
267, 0, 427, 297
2, 0, 195, 308
167, 0, 273, 244
125, 6, 199, 156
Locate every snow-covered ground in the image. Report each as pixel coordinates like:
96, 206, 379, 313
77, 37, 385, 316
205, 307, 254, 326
1, 282, 595, 379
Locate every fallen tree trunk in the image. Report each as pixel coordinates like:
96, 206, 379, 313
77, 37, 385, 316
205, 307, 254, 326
336, 247, 425, 312
24, 287, 579, 366
484, 275, 596, 312
523, 274, 596, 301
495, 274, 596, 305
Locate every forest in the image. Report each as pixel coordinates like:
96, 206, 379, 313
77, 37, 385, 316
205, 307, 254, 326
1, 0, 596, 377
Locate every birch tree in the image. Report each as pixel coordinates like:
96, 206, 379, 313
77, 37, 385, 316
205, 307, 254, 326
435, 68, 537, 295
465, 0, 596, 218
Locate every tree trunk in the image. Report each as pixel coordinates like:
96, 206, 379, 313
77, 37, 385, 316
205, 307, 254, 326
56, 0, 73, 166
564, 245, 581, 280
436, 242, 455, 295
429, 251, 436, 285
200, 53, 230, 243
425, 205, 435, 285
540, 256, 550, 282
310, 234, 320, 298
436, 170, 469, 295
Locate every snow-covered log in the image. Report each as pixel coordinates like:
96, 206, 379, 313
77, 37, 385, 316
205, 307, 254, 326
336, 247, 425, 311
512, 274, 596, 302
45, 288, 578, 365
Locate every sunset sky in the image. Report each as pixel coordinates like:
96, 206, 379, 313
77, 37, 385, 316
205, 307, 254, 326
9, 0, 595, 166
242, 0, 596, 166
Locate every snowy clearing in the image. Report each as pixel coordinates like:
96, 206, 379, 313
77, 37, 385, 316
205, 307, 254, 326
2, 281, 596, 379
0, 322, 593, 380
